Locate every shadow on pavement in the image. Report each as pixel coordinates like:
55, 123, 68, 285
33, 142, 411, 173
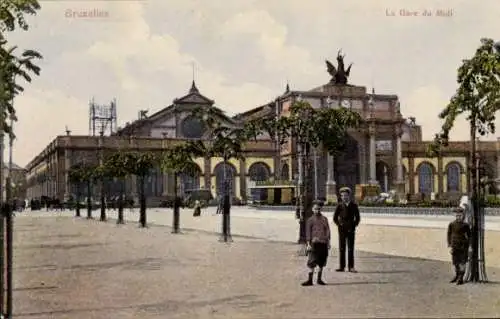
16, 305, 137, 318
36, 234, 85, 239
63, 257, 184, 272
323, 281, 391, 286
15, 294, 264, 318
359, 270, 413, 274
14, 285, 58, 292
16, 243, 107, 250
15, 264, 58, 271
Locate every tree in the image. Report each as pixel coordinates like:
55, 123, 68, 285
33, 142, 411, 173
68, 164, 97, 219
123, 151, 156, 228
68, 165, 85, 217
93, 164, 108, 222
1, 3, 41, 317
82, 164, 98, 219
103, 152, 130, 224
429, 38, 500, 283
247, 100, 362, 244
188, 106, 254, 242
159, 143, 200, 233
1, 0, 42, 136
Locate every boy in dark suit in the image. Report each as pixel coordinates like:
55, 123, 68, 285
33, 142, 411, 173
447, 207, 471, 285
333, 187, 360, 272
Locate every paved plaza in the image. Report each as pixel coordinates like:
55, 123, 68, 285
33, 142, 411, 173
98, 206, 500, 268
12, 209, 500, 318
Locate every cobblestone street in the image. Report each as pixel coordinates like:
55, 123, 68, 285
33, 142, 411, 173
13, 214, 500, 318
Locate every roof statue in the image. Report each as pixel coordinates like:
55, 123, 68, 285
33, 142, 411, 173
325, 50, 353, 85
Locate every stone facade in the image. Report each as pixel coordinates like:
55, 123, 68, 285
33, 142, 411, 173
25, 82, 276, 203
24, 81, 500, 203
2, 163, 26, 200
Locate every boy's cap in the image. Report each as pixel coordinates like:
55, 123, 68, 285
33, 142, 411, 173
453, 207, 465, 213
339, 187, 351, 194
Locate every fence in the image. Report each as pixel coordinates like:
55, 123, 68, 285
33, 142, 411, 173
251, 205, 500, 216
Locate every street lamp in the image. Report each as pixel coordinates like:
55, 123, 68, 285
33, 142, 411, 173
296, 95, 305, 245
99, 130, 106, 221
295, 94, 320, 248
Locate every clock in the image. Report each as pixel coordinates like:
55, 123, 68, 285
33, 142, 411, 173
341, 100, 352, 108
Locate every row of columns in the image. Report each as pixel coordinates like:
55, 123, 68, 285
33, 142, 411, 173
325, 123, 404, 202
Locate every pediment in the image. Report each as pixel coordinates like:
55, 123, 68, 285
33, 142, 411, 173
174, 93, 214, 105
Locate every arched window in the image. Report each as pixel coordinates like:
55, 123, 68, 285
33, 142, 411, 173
248, 162, 271, 201
280, 163, 290, 181
213, 162, 237, 197
180, 163, 201, 195
418, 163, 434, 195
446, 163, 461, 192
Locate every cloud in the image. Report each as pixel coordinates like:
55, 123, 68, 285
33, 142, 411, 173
6, 0, 500, 167
14, 88, 89, 163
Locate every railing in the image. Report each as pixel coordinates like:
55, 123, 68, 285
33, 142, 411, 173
250, 205, 500, 216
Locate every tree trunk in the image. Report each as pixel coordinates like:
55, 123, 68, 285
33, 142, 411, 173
117, 179, 125, 224
298, 145, 314, 243
172, 173, 180, 233
221, 158, 232, 242
222, 190, 231, 242
86, 181, 92, 219
466, 117, 488, 282
139, 176, 147, 227
100, 179, 106, 222
75, 186, 81, 217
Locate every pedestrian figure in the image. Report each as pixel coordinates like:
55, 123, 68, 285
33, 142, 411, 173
193, 200, 201, 217
447, 207, 471, 285
333, 187, 360, 273
216, 196, 223, 215
301, 203, 330, 286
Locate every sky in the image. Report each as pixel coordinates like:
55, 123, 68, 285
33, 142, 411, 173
5, 0, 500, 167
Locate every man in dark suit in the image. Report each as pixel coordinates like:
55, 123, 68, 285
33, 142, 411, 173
333, 187, 360, 272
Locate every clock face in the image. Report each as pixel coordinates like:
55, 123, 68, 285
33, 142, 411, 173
341, 100, 351, 108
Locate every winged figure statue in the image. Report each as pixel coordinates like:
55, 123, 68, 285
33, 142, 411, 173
325, 50, 353, 85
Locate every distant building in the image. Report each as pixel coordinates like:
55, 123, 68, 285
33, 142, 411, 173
24, 75, 500, 204
2, 162, 26, 200
25, 82, 275, 204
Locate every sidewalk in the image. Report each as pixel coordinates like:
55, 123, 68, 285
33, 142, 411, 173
13, 215, 500, 318
93, 207, 500, 268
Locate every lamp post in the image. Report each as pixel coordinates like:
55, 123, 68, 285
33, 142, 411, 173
5, 115, 14, 318
296, 95, 305, 245
296, 94, 316, 249
99, 130, 106, 221
313, 149, 319, 201
220, 150, 232, 242
0, 127, 4, 316
294, 173, 300, 219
